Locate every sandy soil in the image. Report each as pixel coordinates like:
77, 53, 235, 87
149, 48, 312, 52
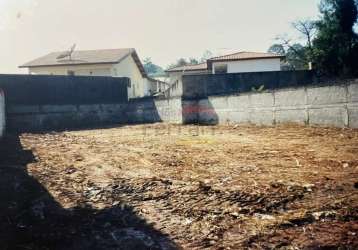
1, 123, 358, 249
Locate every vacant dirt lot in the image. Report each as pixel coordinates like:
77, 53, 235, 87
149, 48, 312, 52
1, 124, 358, 249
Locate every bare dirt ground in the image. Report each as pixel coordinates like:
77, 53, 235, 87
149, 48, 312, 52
1, 123, 358, 249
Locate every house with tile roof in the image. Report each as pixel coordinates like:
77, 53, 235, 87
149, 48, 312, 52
165, 51, 285, 85
20, 48, 155, 99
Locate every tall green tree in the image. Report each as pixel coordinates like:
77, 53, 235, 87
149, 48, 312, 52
268, 19, 316, 70
268, 41, 310, 70
312, 0, 358, 76
292, 19, 316, 62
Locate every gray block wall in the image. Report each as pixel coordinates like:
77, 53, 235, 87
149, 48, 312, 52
182, 70, 316, 99
126, 97, 183, 124
0, 89, 5, 137
2, 74, 357, 132
0, 74, 129, 106
155, 97, 183, 123
195, 79, 358, 128
5, 96, 183, 132
9, 79, 357, 132
7, 104, 127, 132
0, 74, 130, 132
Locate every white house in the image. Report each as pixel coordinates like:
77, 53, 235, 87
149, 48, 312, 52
20, 48, 156, 98
165, 62, 209, 85
208, 51, 284, 74
166, 51, 285, 84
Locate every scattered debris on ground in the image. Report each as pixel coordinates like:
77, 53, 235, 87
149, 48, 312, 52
0, 124, 357, 249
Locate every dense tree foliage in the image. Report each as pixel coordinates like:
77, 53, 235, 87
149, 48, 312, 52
312, 0, 358, 76
167, 50, 213, 69
269, 0, 358, 77
268, 19, 317, 70
143, 58, 164, 75
268, 43, 309, 70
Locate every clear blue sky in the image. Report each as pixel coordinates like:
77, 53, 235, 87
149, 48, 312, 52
0, 0, 321, 73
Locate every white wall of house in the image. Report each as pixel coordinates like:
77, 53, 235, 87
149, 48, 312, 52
167, 70, 208, 86
111, 55, 149, 98
29, 64, 112, 76
168, 72, 183, 85
28, 55, 150, 99
212, 58, 281, 74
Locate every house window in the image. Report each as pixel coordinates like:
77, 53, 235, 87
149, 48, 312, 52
67, 70, 75, 76
214, 64, 228, 74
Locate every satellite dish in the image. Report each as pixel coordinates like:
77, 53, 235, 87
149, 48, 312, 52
56, 44, 76, 61
69, 44, 76, 54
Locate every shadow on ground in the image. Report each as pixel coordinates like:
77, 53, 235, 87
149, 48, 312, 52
0, 134, 177, 250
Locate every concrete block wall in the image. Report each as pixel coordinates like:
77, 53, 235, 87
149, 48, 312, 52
126, 97, 183, 124
182, 70, 316, 99
195, 79, 358, 128
155, 97, 183, 123
5, 95, 183, 132
0, 89, 5, 137
7, 104, 127, 132
3, 75, 357, 132
0, 74, 129, 106
182, 100, 200, 124
0, 74, 130, 132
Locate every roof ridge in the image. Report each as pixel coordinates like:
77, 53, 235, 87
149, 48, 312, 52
52, 48, 134, 53
208, 51, 284, 62
19, 48, 137, 69
209, 51, 279, 60
208, 51, 243, 60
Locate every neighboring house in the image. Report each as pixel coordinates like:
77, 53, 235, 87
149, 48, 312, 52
165, 62, 209, 85
166, 52, 285, 85
208, 51, 284, 74
19, 48, 155, 99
